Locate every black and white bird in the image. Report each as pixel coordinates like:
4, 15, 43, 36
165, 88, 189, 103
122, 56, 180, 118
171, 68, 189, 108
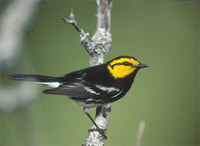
8, 56, 148, 138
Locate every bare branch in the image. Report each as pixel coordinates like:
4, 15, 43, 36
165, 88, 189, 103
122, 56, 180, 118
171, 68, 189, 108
134, 121, 146, 146
62, 0, 112, 145
62, 9, 96, 56
0, 0, 41, 72
62, 7, 112, 66
96, 0, 112, 32
61, 9, 82, 33
86, 0, 112, 145
85, 104, 111, 145
90, 0, 112, 66
0, 0, 41, 112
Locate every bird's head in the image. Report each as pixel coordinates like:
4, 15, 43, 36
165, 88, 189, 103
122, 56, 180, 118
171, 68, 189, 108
107, 56, 148, 79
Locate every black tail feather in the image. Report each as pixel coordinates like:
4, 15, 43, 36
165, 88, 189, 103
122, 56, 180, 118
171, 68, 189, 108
43, 88, 60, 94
8, 74, 59, 83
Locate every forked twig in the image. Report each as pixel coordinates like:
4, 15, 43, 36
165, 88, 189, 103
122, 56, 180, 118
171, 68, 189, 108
61, 8, 81, 33
62, 1, 112, 145
62, 9, 95, 56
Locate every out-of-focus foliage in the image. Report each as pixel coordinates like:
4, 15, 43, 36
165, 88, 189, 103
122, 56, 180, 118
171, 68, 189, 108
0, 1, 199, 145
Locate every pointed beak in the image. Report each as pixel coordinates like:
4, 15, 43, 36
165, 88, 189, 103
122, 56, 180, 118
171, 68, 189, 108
137, 62, 149, 68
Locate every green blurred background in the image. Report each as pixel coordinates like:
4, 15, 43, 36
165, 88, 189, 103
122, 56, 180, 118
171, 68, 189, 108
0, 0, 199, 145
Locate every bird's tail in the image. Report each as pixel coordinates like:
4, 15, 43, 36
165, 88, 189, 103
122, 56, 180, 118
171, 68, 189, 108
8, 74, 61, 88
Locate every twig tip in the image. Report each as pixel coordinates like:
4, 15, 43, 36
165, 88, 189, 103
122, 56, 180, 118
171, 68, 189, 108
70, 8, 74, 19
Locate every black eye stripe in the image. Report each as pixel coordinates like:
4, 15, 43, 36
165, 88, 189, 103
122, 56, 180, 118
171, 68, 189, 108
110, 62, 134, 68
123, 61, 131, 65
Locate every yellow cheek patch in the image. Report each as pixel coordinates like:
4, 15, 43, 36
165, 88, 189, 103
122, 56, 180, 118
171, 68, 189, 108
107, 57, 140, 79
109, 58, 139, 67
107, 65, 136, 79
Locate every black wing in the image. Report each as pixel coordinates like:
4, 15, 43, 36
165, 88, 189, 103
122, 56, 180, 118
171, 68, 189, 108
43, 64, 123, 102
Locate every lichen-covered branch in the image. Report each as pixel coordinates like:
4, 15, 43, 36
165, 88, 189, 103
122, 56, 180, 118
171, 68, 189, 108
62, 0, 112, 145
86, 0, 112, 145
95, 0, 112, 32
61, 2, 112, 66
62, 9, 95, 56
86, 104, 111, 145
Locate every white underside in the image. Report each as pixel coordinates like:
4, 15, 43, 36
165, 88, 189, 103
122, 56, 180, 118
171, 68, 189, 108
76, 101, 108, 108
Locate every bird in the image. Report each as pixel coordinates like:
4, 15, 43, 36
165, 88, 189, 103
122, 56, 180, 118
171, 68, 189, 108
8, 56, 148, 138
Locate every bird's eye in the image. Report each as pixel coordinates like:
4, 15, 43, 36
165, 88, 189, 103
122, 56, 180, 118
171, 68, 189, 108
123, 61, 130, 65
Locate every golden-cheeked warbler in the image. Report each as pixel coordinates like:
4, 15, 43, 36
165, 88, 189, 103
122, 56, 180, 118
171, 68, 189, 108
8, 56, 148, 138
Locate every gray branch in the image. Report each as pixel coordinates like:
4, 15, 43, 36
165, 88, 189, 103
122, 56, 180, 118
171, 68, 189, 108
62, 0, 112, 145
134, 121, 145, 146
0, 0, 41, 112
62, 9, 95, 56
87, 1, 112, 144
0, 0, 41, 72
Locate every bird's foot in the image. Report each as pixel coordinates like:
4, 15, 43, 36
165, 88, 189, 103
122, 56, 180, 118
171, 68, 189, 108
88, 127, 107, 139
